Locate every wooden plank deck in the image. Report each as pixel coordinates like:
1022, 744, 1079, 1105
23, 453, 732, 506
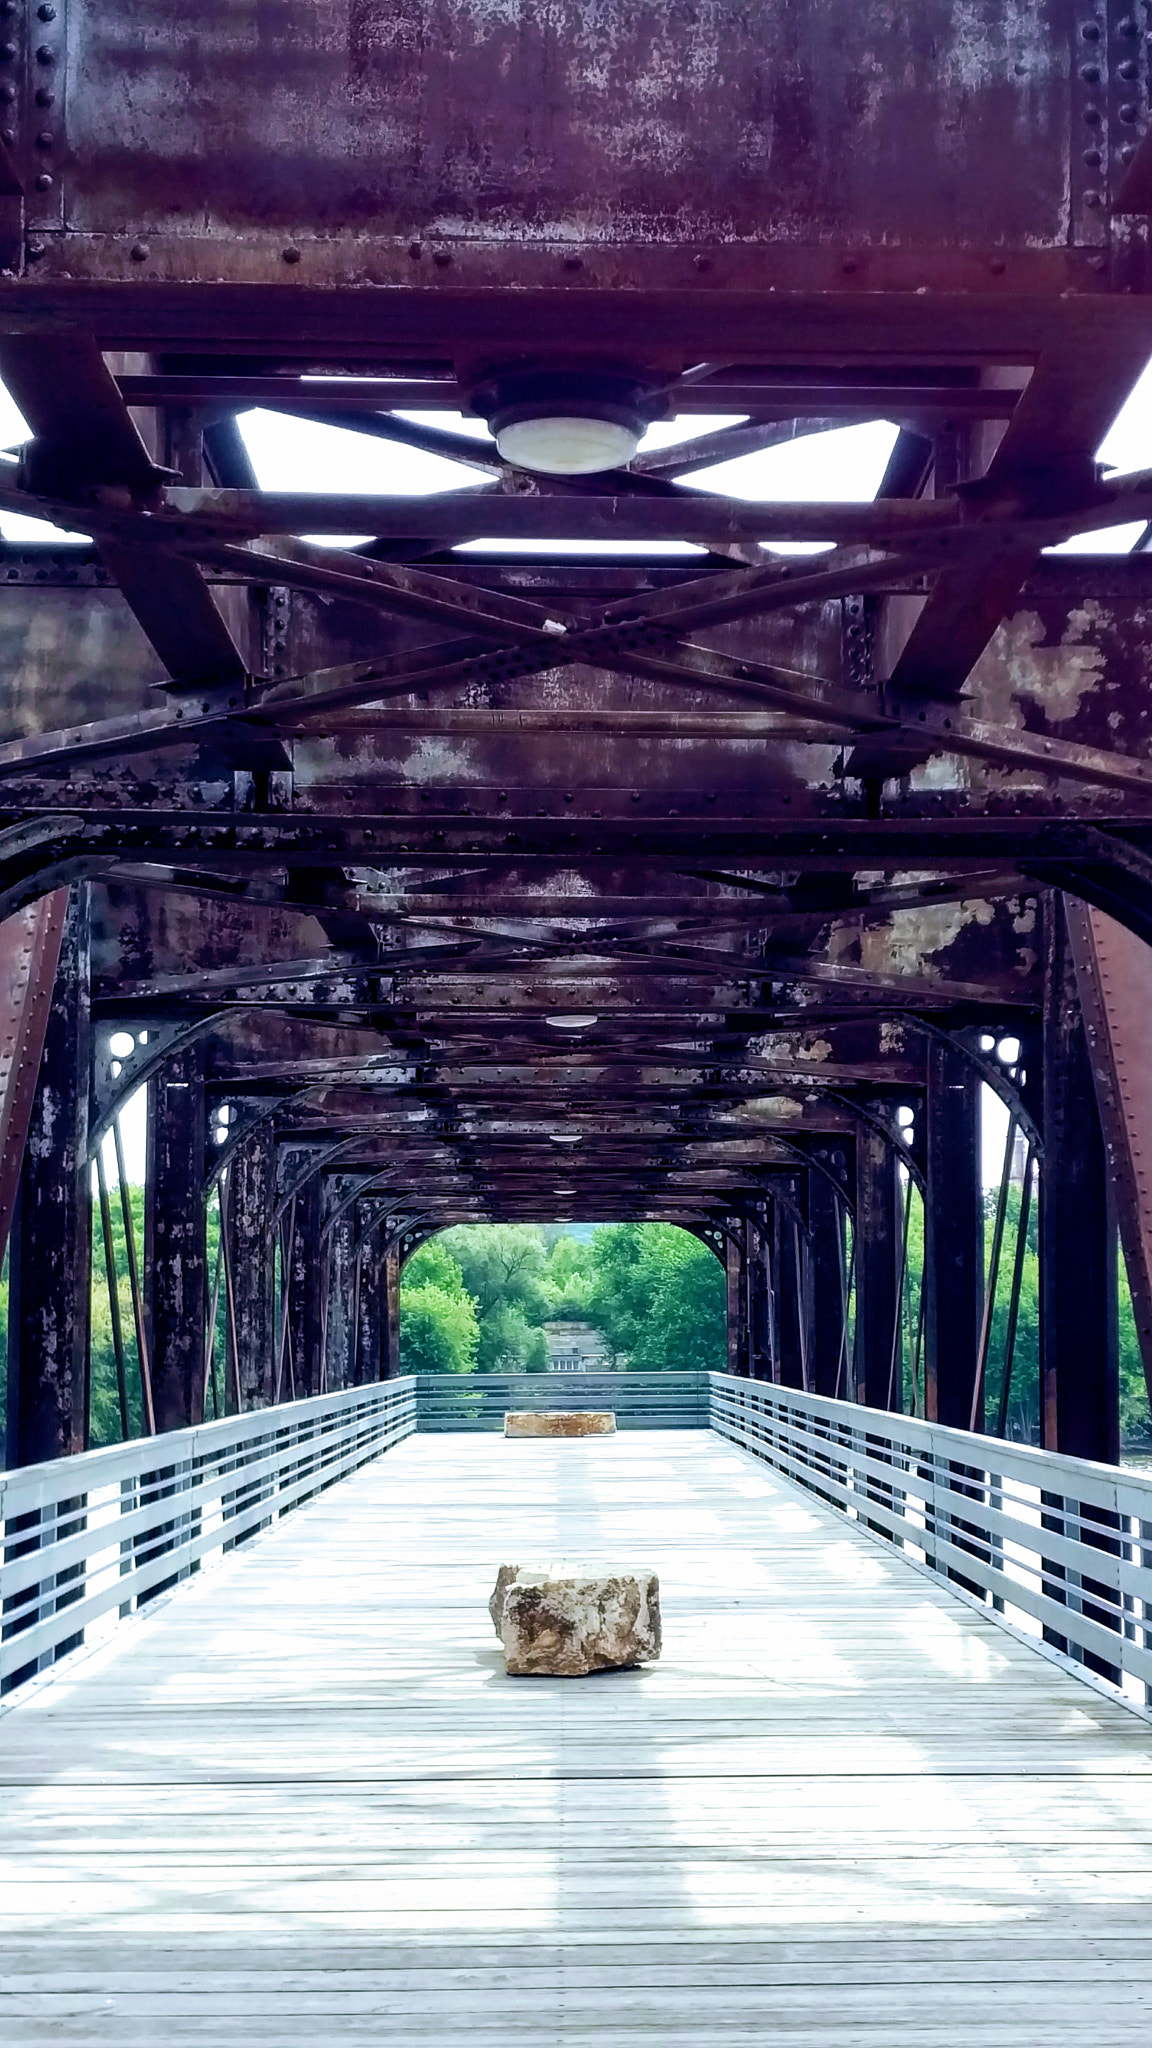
2, 1428, 1152, 2044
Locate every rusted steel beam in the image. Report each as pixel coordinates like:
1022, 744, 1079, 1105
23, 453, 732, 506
808, 1168, 848, 1399
1041, 895, 1119, 1463
0, 336, 249, 688
322, 1205, 356, 1392
1065, 900, 1152, 1415
0, 891, 69, 1272
6, 885, 91, 1465
924, 1040, 984, 1433
226, 1123, 276, 1410
114, 376, 1022, 421
286, 1169, 324, 1398
144, 1042, 208, 1433
884, 328, 1152, 704
854, 1125, 902, 1412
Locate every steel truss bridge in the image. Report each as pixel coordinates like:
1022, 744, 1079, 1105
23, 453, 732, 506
2, 1375, 1151, 2042
2, 1, 1152, 2036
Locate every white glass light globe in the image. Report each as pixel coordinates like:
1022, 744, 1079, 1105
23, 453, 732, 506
496, 415, 640, 475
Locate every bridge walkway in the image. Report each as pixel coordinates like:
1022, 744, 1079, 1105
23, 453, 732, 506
2, 1429, 1151, 2043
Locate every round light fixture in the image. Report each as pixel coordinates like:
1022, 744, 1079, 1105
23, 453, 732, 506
473, 367, 661, 477
498, 416, 639, 475
545, 1013, 599, 1031
549, 1132, 583, 1145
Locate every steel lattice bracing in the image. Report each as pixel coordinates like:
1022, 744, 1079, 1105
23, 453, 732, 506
2, 2, 1152, 1463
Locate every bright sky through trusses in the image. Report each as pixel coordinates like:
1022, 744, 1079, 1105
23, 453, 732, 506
5, 356, 1152, 545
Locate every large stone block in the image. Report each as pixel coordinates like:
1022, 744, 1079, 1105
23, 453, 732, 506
503, 1410, 615, 1437
489, 1563, 661, 1676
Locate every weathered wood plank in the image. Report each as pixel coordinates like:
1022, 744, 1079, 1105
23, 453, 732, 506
1, 1431, 1151, 2042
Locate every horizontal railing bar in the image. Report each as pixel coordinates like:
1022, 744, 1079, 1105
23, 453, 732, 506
1, 1381, 416, 1695
720, 1422, 1151, 1598
712, 1378, 1152, 1519
709, 1375, 1152, 1712
2, 1413, 415, 1682
1, 1406, 416, 1605
1, 1381, 413, 1518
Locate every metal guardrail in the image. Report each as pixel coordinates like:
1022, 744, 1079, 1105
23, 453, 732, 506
0, 1378, 415, 1696
416, 1369, 710, 1431
710, 1373, 1152, 1711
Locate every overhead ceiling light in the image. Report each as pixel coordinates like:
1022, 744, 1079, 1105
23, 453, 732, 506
549, 1132, 583, 1145
545, 1013, 599, 1030
472, 367, 661, 476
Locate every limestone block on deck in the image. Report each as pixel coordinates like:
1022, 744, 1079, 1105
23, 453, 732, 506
489, 1563, 661, 1676
503, 1410, 615, 1438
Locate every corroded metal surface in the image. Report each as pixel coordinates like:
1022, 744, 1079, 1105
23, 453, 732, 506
0, 4, 1149, 1449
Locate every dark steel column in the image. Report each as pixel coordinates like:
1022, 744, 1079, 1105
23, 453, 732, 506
355, 1219, 385, 1383
227, 1123, 275, 1410
287, 1171, 324, 1398
924, 1046, 983, 1430
1041, 896, 1119, 1462
776, 1193, 807, 1391
145, 1043, 207, 1434
324, 1207, 356, 1391
6, 885, 91, 1466
746, 1215, 774, 1380
381, 1244, 401, 1380
724, 1228, 745, 1376
809, 1171, 846, 1398
855, 1126, 902, 1411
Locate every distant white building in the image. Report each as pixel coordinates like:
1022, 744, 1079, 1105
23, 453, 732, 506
544, 1320, 614, 1372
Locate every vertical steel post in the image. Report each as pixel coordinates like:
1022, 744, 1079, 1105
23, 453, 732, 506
144, 1042, 207, 1433
226, 1123, 275, 1409
381, 1244, 401, 1380
356, 1220, 385, 1383
288, 1171, 324, 1397
776, 1199, 807, 1391
324, 1207, 357, 1391
724, 1227, 745, 1376
6, 885, 91, 1466
855, 1125, 902, 1411
808, 1171, 846, 1398
924, 1044, 984, 1430
745, 1214, 773, 1380
1041, 895, 1119, 1462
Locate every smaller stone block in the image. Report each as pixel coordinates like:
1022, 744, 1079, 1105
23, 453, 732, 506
489, 1563, 661, 1676
503, 1410, 616, 1438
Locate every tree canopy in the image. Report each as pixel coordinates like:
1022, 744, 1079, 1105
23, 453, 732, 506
398, 1221, 727, 1378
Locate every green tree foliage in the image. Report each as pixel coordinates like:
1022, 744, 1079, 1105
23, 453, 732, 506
400, 1281, 480, 1375
898, 1182, 1152, 1451
434, 1225, 551, 1371
398, 1220, 726, 1377
585, 1223, 728, 1372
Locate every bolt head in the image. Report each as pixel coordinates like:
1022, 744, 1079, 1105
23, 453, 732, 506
129, 241, 148, 261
